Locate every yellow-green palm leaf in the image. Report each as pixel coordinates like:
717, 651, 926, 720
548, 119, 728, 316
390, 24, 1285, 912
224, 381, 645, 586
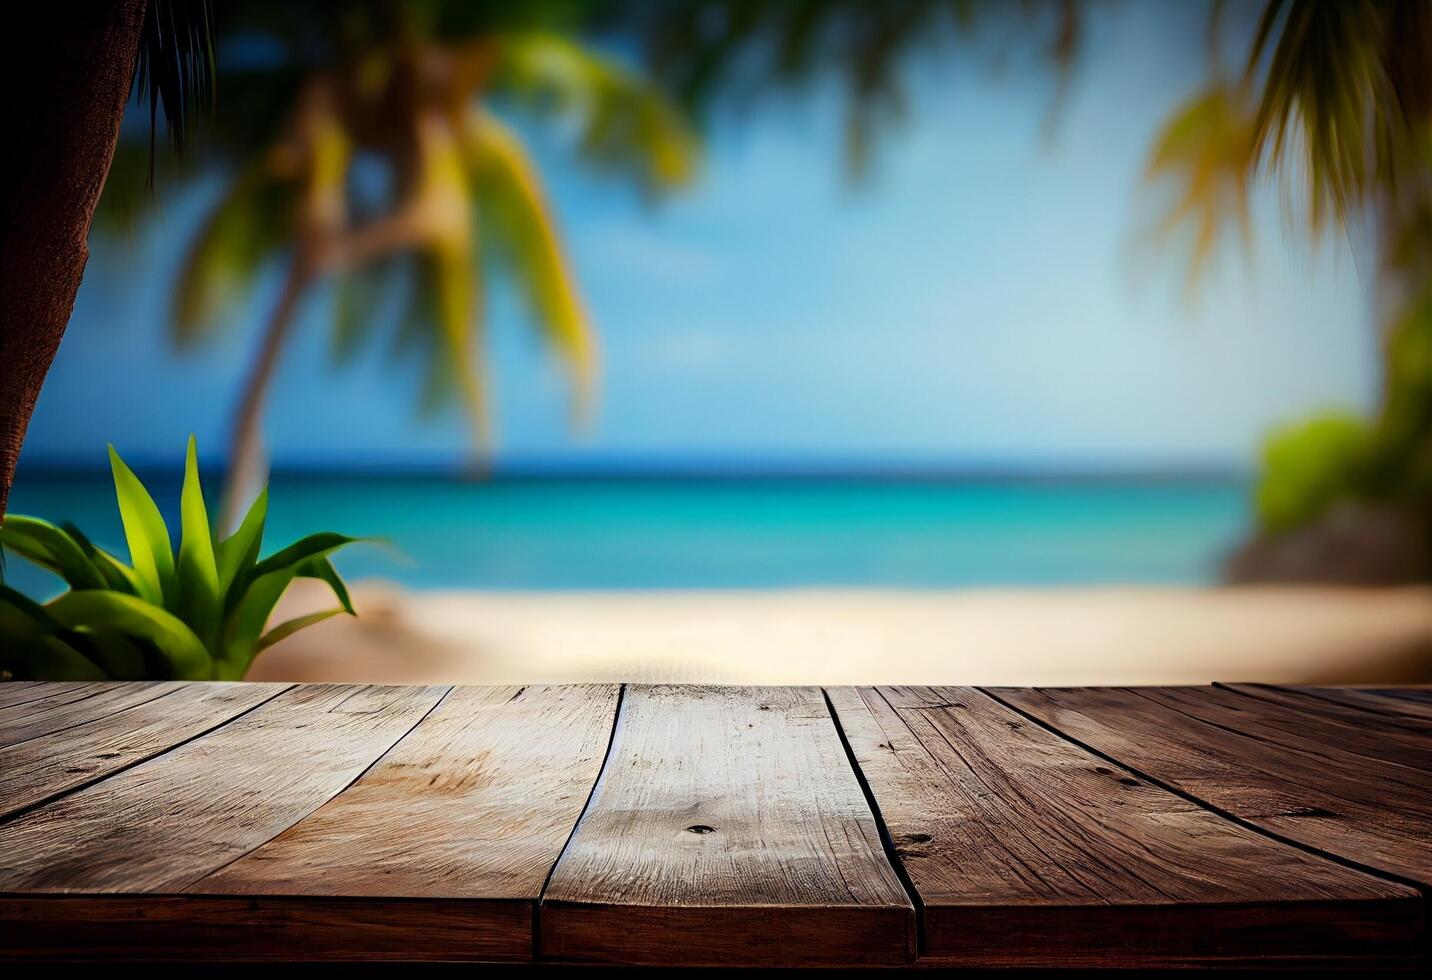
1143, 83, 1258, 287
465, 108, 596, 411
172, 163, 295, 344
491, 32, 699, 195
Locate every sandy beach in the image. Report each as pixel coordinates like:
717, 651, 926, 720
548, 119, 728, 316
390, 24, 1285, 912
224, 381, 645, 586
249, 581, 1432, 686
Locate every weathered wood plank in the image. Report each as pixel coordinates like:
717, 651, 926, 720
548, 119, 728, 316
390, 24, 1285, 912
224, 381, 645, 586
0, 682, 182, 747
0, 896, 531, 963
1220, 683, 1432, 736
540, 685, 915, 967
0, 682, 288, 820
993, 686, 1432, 890
1369, 687, 1432, 708
829, 686, 1422, 968
1249, 684, 1432, 724
169, 685, 620, 962
0, 684, 446, 896
0, 682, 105, 712
1139, 684, 1432, 773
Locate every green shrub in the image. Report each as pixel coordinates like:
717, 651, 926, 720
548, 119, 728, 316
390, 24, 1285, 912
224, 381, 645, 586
0, 438, 356, 681
1255, 412, 1373, 534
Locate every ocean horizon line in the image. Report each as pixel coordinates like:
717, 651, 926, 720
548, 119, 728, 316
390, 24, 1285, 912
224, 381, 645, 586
15, 457, 1251, 485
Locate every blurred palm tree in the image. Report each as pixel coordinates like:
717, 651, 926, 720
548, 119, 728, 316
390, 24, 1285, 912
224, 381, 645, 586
1143, 0, 1432, 569
102, 2, 697, 529
631, 0, 1431, 576
623, 0, 1083, 178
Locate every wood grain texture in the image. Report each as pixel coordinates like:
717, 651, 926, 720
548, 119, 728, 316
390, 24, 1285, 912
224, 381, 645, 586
992, 686, 1432, 889
828, 686, 1422, 967
0, 684, 446, 894
0, 896, 531, 962
0, 682, 288, 820
1249, 684, 1432, 724
0, 682, 182, 746
540, 685, 915, 967
1146, 683, 1432, 773
200, 684, 617, 899
1369, 687, 1432, 708
0, 682, 105, 711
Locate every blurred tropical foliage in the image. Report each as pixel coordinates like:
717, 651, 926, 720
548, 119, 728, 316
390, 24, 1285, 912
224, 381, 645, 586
623, 0, 1083, 177
626, 0, 1431, 579
89, 1, 1430, 578
101, 1, 697, 528
1142, 0, 1431, 576
0, 438, 355, 681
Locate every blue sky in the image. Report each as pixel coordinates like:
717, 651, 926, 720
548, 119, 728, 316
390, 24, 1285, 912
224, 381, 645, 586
23, 3, 1377, 473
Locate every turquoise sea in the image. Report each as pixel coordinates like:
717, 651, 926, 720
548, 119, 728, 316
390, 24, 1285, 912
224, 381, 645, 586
4, 473, 1250, 596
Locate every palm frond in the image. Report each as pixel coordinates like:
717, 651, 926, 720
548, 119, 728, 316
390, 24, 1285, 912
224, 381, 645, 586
1143, 83, 1259, 287
331, 258, 404, 365
391, 249, 489, 441
134, 0, 217, 181
490, 32, 699, 195
172, 164, 295, 343
465, 109, 596, 415
1244, 0, 1403, 228
626, 0, 1082, 176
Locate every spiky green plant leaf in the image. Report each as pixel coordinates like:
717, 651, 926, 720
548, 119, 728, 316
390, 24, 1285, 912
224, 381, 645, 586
1, 441, 359, 681
45, 590, 210, 680
73, 629, 148, 681
221, 568, 296, 676
0, 586, 105, 681
0, 516, 107, 590
108, 444, 176, 605
296, 555, 355, 615
69, 528, 148, 596
248, 532, 360, 581
177, 435, 221, 640
0, 583, 66, 637
216, 486, 268, 599
255, 607, 345, 655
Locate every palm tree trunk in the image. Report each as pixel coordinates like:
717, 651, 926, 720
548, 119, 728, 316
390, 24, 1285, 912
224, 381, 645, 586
220, 261, 313, 532
0, 1, 147, 519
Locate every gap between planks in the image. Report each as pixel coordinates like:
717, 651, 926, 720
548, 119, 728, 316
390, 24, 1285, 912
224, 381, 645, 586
179, 685, 457, 891
820, 686, 929, 957
531, 684, 928, 962
5, 682, 1422, 966
979, 685, 1432, 901
0, 683, 295, 827
532, 682, 628, 960
536, 685, 916, 966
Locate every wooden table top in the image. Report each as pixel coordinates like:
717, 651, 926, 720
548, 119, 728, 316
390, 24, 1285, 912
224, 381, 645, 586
0, 682, 1427, 968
